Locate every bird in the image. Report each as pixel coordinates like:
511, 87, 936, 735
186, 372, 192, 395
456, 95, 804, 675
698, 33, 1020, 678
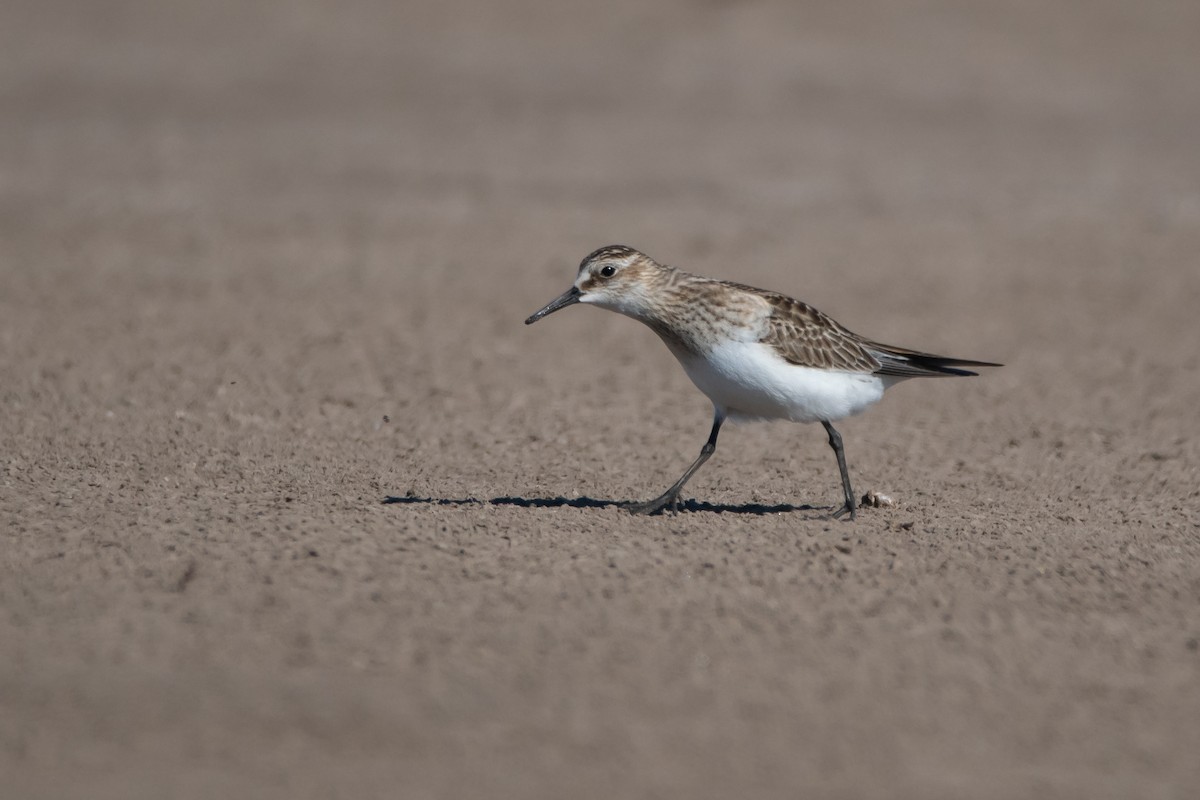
524, 245, 1001, 519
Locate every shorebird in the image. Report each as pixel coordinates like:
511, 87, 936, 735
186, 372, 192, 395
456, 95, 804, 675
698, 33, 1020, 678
525, 245, 1000, 518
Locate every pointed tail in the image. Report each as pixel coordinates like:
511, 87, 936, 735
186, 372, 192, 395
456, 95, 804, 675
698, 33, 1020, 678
866, 343, 1003, 378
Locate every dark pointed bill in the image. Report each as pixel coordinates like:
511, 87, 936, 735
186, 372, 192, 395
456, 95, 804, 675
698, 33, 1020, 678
525, 285, 581, 325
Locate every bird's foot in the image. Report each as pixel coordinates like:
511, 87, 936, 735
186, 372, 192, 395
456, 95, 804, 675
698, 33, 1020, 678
625, 492, 681, 516
831, 501, 857, 521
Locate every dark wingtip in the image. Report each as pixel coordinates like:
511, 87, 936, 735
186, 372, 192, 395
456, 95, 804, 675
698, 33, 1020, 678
949, 360, 1003, 376
923, 358, 1003, 377
871, 349, 1003, 378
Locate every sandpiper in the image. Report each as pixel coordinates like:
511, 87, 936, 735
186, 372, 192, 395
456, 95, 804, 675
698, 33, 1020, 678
525, 245, 1000, 519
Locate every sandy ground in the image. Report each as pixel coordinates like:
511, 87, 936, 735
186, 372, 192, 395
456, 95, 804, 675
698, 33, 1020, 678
3, 1, 1199, 797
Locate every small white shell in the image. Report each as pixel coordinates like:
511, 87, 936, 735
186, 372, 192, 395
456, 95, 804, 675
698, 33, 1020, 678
861, 490, 895, 508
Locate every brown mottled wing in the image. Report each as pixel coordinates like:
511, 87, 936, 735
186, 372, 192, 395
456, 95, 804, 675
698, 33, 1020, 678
756, 291, 881, 372
740, 283, 1002, 377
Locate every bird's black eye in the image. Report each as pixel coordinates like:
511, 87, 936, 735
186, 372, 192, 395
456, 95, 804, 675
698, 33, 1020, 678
599, 265, 617, 278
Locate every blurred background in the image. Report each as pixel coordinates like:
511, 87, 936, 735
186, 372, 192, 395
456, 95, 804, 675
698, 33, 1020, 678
4, 0, 1197, 434
3, 1, 1199, 798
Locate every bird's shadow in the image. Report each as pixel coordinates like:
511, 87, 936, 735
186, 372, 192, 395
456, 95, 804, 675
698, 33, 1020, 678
382, 494, 816, 516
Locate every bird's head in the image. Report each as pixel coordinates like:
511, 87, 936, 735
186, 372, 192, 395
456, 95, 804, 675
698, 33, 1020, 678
525, 245, 662, 324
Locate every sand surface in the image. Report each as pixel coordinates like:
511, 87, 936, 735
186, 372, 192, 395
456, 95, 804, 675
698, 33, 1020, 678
3, 1, 1199, 797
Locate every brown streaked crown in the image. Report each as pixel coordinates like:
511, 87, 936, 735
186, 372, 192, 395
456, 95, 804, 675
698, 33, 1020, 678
579, 244, 644, 272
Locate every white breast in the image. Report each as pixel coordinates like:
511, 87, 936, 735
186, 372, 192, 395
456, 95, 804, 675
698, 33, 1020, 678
675, 340, 887, 423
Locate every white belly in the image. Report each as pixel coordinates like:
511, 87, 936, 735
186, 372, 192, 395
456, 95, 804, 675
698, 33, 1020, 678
676, 340, 887, 423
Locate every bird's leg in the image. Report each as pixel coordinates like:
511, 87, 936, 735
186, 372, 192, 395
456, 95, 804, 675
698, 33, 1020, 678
627, 412, 724, 516
821, 420, 856, 520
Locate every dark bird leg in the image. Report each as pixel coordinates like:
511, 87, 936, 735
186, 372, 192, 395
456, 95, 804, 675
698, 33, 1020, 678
821, 420, 856, 520
627, 411, 725, 515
